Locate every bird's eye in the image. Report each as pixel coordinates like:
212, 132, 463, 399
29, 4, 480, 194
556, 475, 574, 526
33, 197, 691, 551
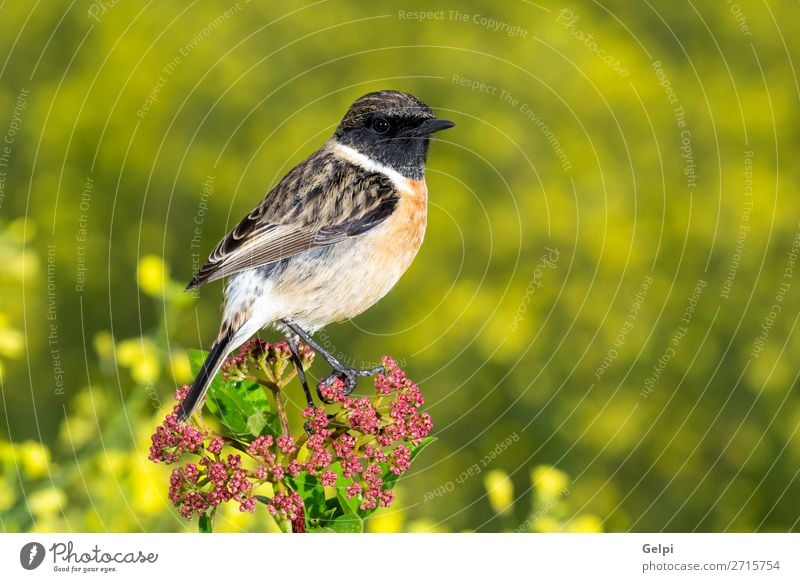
372, 117, 391, 134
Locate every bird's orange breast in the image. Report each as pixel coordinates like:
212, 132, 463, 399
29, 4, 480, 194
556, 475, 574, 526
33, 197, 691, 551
269, 177, 429, 327
373, 178, 427, 263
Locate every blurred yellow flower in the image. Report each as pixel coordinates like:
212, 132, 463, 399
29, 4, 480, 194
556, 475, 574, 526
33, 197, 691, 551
215, 494, 281, 532
532, 515, 561, 533
564, 514, 603, 533
28, 487, 67, 517
93, 330, 114, 360
483, 469, 513, 514
117, 338, 161, 384
366, 506, 405, 532
57, 387, 107, 450
84, 507, 104, 531
19, 441, 52, 479
101, 450, 129, 475
406, 518, 448, 533
0, 219, 39, 281
532, 465, 569, 498
132, 356, 160, 385
72, 387, 108, 417
29, 516, 69, 533
6, 249, 39, 280
170, 350, 192, 384
9, 217, 36, 243
59, 416, 95, 450
0, 320, 24, 358
137, 255, 168, 296
129, 460, 168, 516
116, 339, 140, 366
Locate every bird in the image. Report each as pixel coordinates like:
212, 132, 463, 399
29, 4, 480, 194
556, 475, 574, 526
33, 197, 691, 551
177, 90, 454, 422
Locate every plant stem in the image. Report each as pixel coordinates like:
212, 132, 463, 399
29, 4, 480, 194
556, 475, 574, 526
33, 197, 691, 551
250, 364, 290, 437
272, 387, 290, 437
291, 505, 306, 533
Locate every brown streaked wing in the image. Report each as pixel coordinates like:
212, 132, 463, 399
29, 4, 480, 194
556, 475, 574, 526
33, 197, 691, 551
186, 149, 399, 289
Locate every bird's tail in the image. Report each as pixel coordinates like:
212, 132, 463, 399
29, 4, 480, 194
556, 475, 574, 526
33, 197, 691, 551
177, 329, 234, 422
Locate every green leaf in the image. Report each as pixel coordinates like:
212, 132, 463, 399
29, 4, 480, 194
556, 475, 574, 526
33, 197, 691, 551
322, 461, 360, 517
336, 484, 359, 517
307, 512, 365, 533
330, 512, 363, 533
188, 349, 279, 442
306, 500, 343, 530
286, 474, 327, 520
246, 410, 270, 436
199, 512, 213, 533
326, 461, 360, 517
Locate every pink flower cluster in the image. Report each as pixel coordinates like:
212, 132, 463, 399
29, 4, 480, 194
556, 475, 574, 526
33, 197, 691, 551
149, 347, 432, 526
149, 389, 255, 518
268, 491, 304, 521
299, 356, 433, 511
248, 435, 303, 482
374, 357, 433, 445
221, 337, 312, 382
148, 386, 205, 464
167, 455, 255, 519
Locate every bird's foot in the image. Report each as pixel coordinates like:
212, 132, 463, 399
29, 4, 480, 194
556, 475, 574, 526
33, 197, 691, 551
317, 363, 385, 401
303, 410, 337, 435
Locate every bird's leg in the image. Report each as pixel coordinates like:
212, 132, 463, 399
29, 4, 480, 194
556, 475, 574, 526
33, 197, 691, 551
285, 334, 315, 409
282, 320, 384, 396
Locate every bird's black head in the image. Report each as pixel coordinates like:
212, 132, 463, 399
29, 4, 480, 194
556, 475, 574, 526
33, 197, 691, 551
334, 90, 454, 180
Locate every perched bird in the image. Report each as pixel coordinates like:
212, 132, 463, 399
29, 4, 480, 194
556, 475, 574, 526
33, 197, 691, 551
178, 90, 454, 421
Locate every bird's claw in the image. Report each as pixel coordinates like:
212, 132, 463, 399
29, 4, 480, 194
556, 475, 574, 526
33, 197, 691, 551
341, 370, 358, 395
316, 364, 385, 401
316, 374, 342, 403
315, 371, 356, 401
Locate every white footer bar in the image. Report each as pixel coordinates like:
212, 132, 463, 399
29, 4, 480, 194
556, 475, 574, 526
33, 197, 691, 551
1, 533, 797, 581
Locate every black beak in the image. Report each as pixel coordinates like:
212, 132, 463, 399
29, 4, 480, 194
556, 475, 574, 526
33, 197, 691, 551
415, 118, 456, 135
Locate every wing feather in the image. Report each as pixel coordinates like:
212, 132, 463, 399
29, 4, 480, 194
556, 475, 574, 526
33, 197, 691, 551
186, 149, 399, 289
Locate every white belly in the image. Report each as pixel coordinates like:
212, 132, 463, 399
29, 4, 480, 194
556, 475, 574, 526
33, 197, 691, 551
223, 185, 427, 334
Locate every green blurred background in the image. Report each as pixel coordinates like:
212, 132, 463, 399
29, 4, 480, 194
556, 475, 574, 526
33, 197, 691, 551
1, 0, 799, 532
